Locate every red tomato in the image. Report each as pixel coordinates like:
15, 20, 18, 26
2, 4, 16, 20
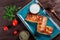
13, 30, 18, 35
3, 26, 8, 31
13, 19, 18, 26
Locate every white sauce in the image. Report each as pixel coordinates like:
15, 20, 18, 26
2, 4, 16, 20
30, 4, 40, 14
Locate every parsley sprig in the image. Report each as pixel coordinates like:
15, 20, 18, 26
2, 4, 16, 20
3, 5, 20, 21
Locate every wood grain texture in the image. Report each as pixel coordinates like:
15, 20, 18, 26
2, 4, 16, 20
38, 0, 60, 27
0, 0, 35, 40
0, 0, 60, 40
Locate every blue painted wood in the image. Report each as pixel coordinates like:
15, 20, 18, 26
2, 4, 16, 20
17, 1, 60, 40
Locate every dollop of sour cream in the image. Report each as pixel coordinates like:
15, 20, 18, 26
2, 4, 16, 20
30, 4, 40, 14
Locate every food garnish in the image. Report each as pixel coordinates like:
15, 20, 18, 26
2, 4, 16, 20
3, 5, 21, 21
12, 19, 18, 26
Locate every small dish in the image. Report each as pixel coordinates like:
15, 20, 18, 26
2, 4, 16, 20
30, 4, 40, 14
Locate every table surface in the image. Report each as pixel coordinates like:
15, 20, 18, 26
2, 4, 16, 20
38, 0, 60, 27
0, 0, 60, 40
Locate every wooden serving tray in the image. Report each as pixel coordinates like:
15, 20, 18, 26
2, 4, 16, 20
17, 1, 60, 40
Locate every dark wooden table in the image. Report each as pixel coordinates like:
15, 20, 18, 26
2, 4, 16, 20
0, 0, 60, 40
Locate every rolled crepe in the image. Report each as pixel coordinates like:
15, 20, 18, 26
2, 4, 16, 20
26, 13, 43, 23
37, 25, 53, 35
40, 17, 47, 31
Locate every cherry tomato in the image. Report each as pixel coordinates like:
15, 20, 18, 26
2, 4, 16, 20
13, 30, 18, 35
3, 26, 8, 31
13, 19, 18, 26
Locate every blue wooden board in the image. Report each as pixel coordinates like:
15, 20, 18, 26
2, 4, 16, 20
17, 1, 60, 40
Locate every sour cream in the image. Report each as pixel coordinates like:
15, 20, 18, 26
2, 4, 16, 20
30, 4, 40, 14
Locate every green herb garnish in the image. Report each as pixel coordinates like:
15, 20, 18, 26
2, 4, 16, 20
3, 5, 21, 21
